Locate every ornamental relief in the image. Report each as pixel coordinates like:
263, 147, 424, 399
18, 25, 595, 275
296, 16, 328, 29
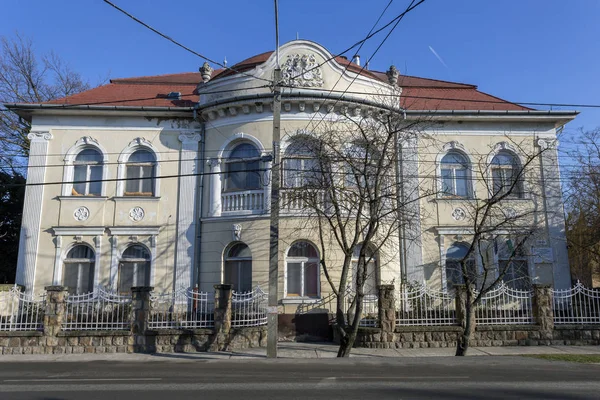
280, 53, 324, 88
451, 208, 467, 221
73, 206, 90, 221
129, 207, 145, 222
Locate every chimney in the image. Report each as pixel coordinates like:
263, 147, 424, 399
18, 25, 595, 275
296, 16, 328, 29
353, 54, 361, 66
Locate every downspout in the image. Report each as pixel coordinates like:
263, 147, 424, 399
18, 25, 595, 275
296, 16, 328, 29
194, 107, 206, 290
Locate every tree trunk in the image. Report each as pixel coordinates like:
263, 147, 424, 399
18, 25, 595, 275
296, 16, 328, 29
455, 302, 475, 356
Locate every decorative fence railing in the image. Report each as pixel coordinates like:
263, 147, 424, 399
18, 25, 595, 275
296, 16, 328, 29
222, 190, 265, 213
231, 287, 268, 327
63, 289, 132, 331
396, 284, 457, 326
149, 288, 214, 329
474, 283, 534, 325
0, 288, 45, 331
553, 281, 600, 324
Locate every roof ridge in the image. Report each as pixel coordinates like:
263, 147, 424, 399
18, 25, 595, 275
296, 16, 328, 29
398, 74, 477, 88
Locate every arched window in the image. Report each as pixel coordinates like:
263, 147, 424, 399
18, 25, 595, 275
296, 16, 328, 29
225, 143, 261, 191
445, 243, 476, 292
491, 150, 523, 198
286, 241, 320, 298
63, 245, 95, 294
72, 149, 103, 196
352, 244, 378, 296
283, 138, 322, 188
118, 245, 151, 294
441, 151, 470, 198
497, 238, 530, 290
125, 150, 156, 196
224, 243, 252, 292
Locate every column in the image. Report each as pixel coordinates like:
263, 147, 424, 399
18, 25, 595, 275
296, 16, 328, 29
378, 284, 396, 342
399, 136, 423, 282
207, 158, 222, 217
130, 286, 153, 353
532, 284, 554, 341
43, 285, 68, 338
16, 131, 52, 294
174, 133, 201, 291
537, 138, 570, 289
52, 236, 63, 285
93, 235, 102, 290
109, 236, 119, 291
210, 284, 233, 351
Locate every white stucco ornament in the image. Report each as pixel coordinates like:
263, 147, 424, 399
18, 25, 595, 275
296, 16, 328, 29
504, 208, 517, 219
232, 224, 242, 241
73, 206, 90, 221
281, 53, 324, 87
451, 208, 466, 221
129, 207, 145, 222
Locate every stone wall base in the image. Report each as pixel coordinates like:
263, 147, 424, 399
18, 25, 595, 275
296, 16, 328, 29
0, 326, 267, 355
353, 325, 600, 349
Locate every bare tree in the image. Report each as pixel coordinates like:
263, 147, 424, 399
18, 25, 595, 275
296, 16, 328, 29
282, 103, 434, 357
0, 33, 90, 168
445, 139, 548, 356
565, 128, 600, 286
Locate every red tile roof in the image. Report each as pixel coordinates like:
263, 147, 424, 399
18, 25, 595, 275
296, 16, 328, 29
41, 50, 529, 111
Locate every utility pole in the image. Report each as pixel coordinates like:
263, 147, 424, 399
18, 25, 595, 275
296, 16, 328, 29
267, 0, 281, 359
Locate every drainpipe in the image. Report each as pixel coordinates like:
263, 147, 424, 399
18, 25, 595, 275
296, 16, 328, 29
194, 112, 206, 290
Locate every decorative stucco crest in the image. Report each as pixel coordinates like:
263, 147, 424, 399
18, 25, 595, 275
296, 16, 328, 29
451, 208, 466, 221
128, 137, 153, 149
129, 206, 145, 222
73, 206, 90, 221
537, 138, 558, 150
503, 207, 517, 219
281, 53, 324, 87
232, 224, 242, 241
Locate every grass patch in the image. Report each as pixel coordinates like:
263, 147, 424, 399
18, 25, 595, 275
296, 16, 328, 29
526, 354, 600, 364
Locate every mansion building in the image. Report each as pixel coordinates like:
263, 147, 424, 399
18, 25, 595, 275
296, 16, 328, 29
6, 40, 576, 300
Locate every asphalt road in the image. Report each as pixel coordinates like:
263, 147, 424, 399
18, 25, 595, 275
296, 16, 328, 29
1, 356, 599, 399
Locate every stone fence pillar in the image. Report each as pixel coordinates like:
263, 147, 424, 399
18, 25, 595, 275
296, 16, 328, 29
455, 284, 476, 334
532, 284, 554, 340
44, 286, 68, 338
378, 284, 396, 342
210, 284, 233, 351
130, 286, 153, 353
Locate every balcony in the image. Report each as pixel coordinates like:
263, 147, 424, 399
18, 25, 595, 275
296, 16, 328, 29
221, 190, 266, 214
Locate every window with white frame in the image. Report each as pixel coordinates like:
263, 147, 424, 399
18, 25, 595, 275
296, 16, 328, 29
445, 243, 477, 291
63, 245, 95, 294
286, 241, 320, 298
440, 151, 470, 198
118, 245, 151, 294
224, 243, 252, 292
352, 244, 378, 296
72, 149, 103, 196
490, 150, 523, 198
125, 150, 156, 196
283, 138, 322, 188
497, 238, 530, 290
225, 143, 261, 191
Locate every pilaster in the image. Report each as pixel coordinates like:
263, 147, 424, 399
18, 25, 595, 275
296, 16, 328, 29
536, 138, 570, 289
16, 131, 52, 293
174, 133, 201, 291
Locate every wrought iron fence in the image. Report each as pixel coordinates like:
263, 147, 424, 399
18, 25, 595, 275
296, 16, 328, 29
396, 284, 457, 326
344, 287, 379, 327
475, 283, 534, 325
0, 288, 45, 331
63, 289, 131, 331
231, 287, 267, 327
149, 288, 214, 329
553, 281, 600, 324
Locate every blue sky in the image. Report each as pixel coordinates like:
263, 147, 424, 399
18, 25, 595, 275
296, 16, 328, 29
1, 0, 599, 142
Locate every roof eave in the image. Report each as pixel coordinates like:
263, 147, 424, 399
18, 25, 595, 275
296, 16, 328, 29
405, 109, 578, 126
4, 103, 195, 120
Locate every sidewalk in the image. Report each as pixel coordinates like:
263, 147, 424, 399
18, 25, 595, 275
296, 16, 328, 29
2, 342, 600, 362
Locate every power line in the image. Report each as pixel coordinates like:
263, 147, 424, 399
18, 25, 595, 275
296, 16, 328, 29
102, 0, 272, 85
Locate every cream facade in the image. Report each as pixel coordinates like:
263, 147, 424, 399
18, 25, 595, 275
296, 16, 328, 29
7, 40, 576, 300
